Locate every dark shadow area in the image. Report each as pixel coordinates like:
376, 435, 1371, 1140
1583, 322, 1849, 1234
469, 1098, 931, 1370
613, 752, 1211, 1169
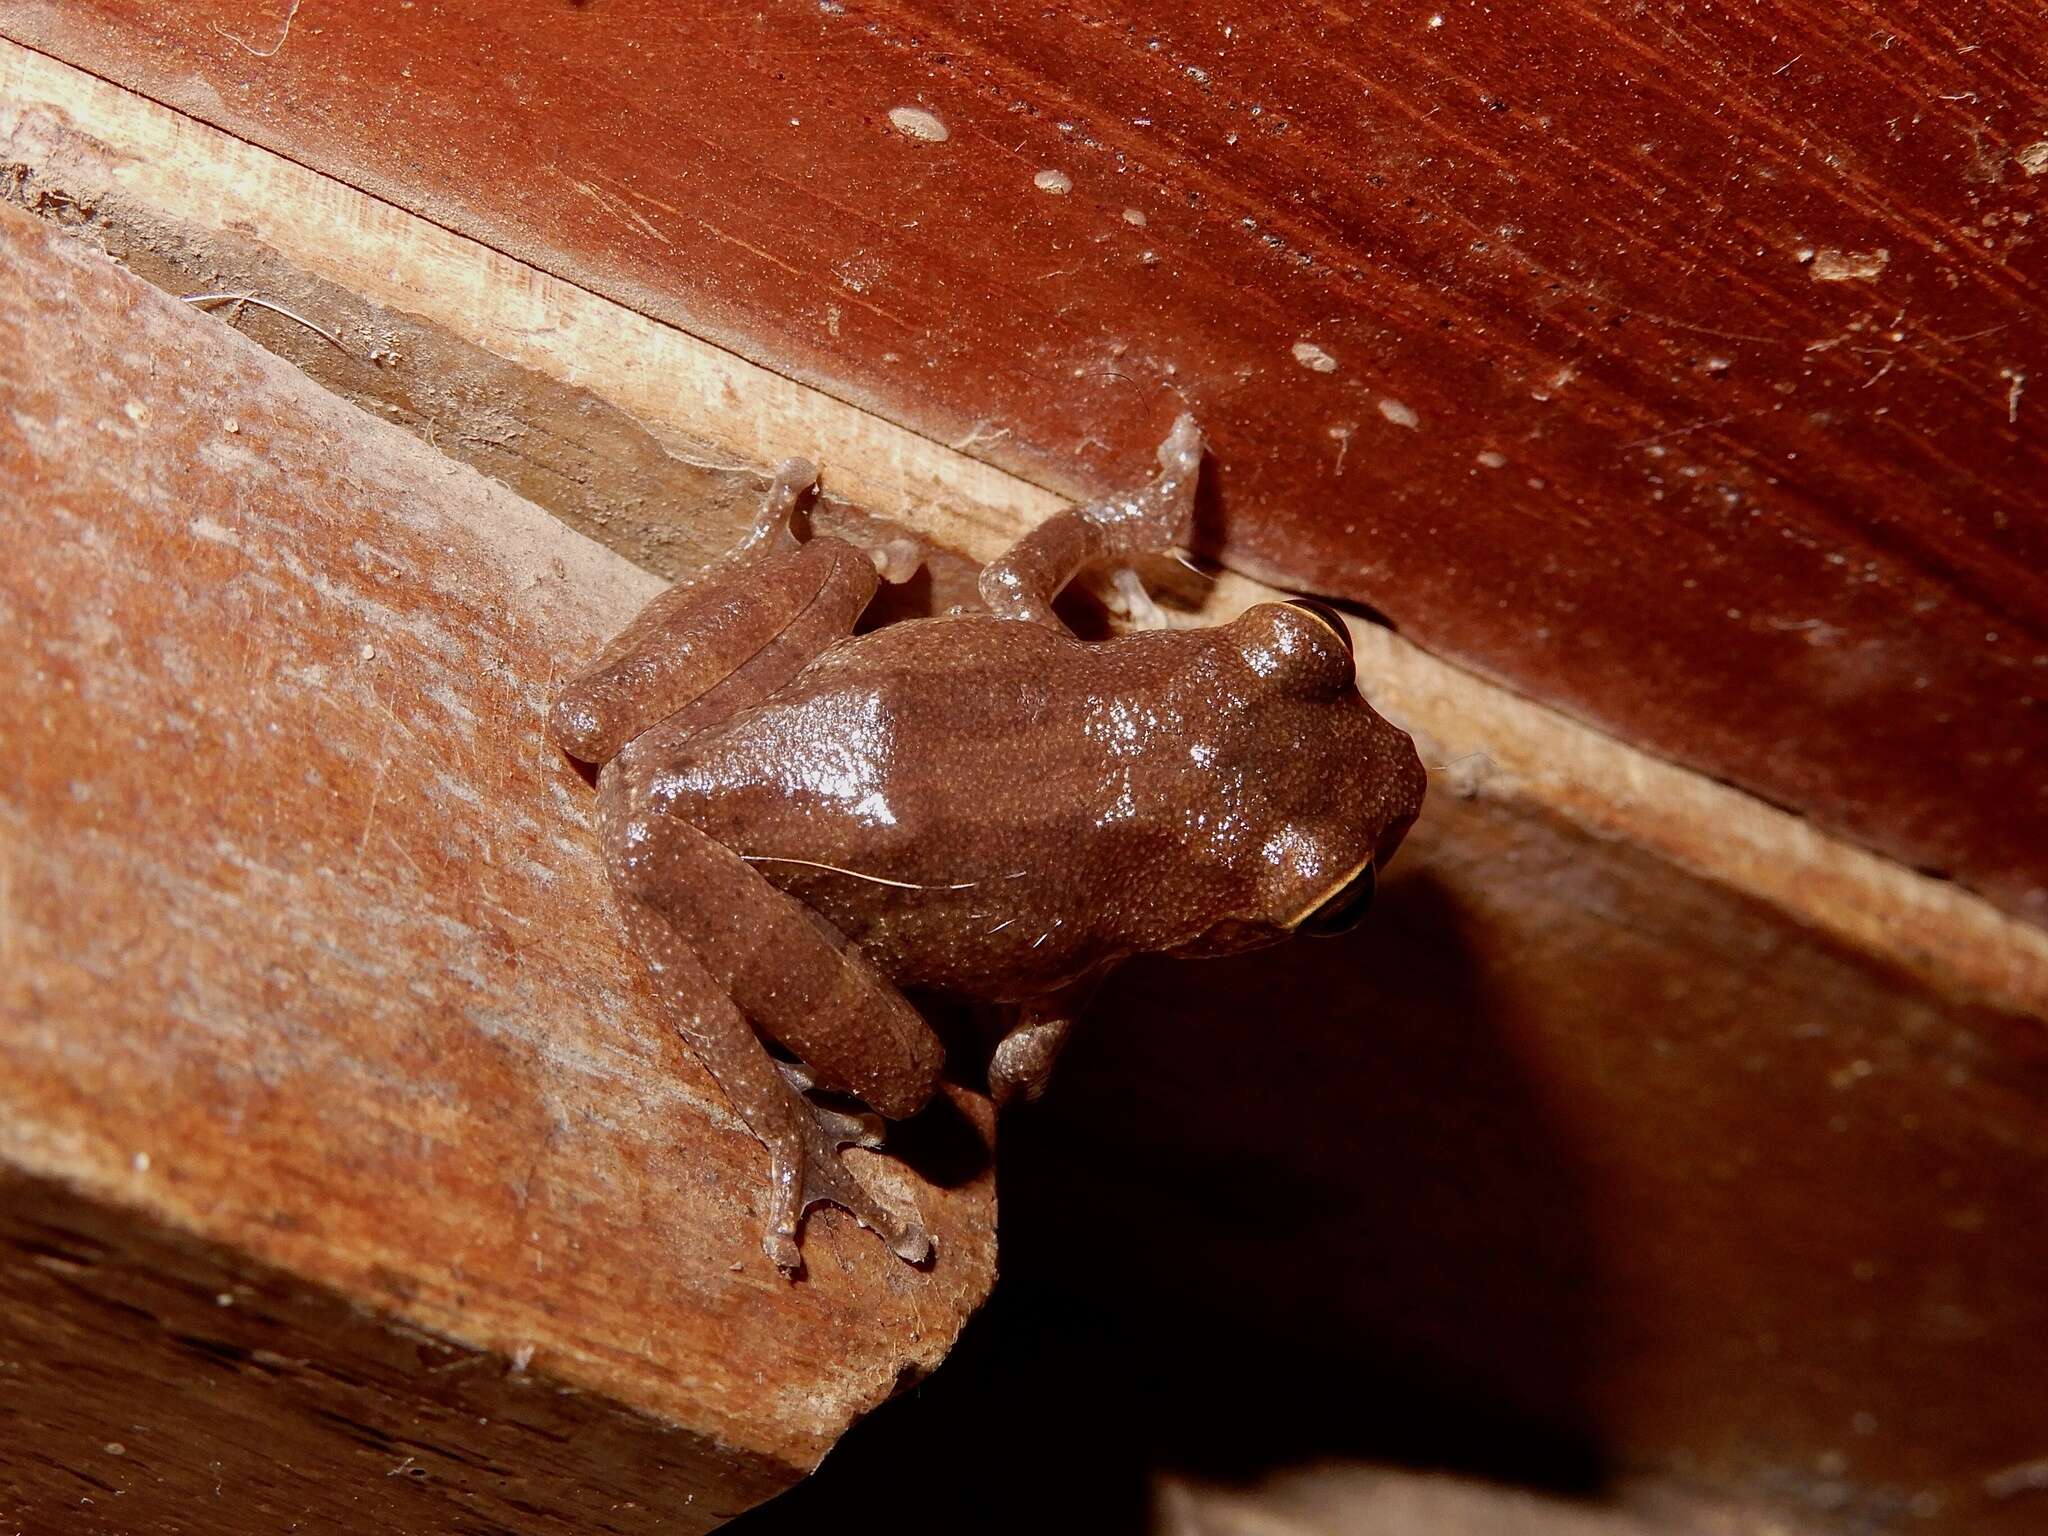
0, 1170, 794, 1528
734, 867, 1610, 1533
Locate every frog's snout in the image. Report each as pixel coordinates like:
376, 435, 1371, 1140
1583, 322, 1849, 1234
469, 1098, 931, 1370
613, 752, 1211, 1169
1376, 809, 1419, 872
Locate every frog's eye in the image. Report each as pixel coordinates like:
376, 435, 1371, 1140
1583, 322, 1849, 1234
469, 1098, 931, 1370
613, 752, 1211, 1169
1283, 598, 1355, 660
1300, 862, 1376, 937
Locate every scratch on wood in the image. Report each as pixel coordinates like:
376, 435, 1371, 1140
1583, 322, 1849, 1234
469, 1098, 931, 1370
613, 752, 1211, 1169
211, 0, 301, 59
182, 290, 348, 353
566, 171, 672, 249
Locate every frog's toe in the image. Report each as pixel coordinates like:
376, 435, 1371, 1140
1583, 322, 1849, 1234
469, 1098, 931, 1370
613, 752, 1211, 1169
795, 1135, 930, 1268
1105, 566, 1168, 629
816, 1105, 888, 1150
889, 1220, 934, 1265
774, 1057, 821, 1094
1158, 412, 1202, 476
764, 1224, 805, 1274
774, 1059, 886, 1148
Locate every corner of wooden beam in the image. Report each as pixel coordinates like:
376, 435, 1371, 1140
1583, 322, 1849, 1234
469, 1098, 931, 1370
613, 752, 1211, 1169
0, 199, 996, 1528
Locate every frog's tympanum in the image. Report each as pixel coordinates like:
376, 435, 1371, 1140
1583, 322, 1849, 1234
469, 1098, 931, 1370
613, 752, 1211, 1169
550, 417, 1426, 1271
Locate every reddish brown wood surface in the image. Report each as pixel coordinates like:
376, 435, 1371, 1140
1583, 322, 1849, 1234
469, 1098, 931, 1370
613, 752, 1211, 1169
0, 203, 996, 1529
4, 0, 2043, 925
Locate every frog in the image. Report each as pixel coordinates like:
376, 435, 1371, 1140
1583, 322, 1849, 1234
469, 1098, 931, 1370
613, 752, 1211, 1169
548, 415, 1426, 1272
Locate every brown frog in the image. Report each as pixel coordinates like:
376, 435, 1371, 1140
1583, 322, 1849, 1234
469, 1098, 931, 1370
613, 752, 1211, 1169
549, 417, 1425, 1271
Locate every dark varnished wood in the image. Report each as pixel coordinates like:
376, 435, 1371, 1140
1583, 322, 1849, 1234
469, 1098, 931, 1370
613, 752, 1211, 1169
0, 1170, 794, 1534
6, 0, 2041, 924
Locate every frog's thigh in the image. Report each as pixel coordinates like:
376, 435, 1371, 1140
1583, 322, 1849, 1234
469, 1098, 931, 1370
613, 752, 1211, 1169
551, 538, 878, 764
610, 812, 944, 1120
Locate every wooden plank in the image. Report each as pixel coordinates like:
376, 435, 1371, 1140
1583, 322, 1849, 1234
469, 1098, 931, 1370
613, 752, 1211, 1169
7, 55, 2048, 1535
2, 1171, 794, 1532
0, 202, 997, 1529
3, 42, 2040, 1027
1026, 795, 2048, 1534
749, 794, 2048, 1536
3, 2, 2043, 929
1154, 1469, 1820, 1536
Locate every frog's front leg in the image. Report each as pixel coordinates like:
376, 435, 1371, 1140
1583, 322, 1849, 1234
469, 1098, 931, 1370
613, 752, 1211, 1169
988, 975, 1104, 1108
978, 414, 1202, 629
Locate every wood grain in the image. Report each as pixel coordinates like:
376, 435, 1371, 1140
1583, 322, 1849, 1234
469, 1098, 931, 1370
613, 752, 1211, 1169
2, 0, 2041, 928
0, 202, 997, 1528
4, 41, 2040, 1031
7, 49, 2048, 1535
1, 1170, 792, 1533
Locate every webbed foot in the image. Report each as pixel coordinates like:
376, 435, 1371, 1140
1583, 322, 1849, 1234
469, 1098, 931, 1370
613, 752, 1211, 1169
762, 1098, 932, 1272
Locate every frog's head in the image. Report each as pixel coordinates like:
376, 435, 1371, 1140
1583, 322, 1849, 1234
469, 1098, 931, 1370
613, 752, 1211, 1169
1162, 598, 1426, 959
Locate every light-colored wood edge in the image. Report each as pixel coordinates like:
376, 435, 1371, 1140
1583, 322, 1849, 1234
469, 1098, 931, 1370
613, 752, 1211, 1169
4, 36, 2041, 1020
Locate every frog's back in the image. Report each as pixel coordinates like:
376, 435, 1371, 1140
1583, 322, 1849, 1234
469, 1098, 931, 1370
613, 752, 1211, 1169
667, 613, 1141, 869
660, 615, 1215, 994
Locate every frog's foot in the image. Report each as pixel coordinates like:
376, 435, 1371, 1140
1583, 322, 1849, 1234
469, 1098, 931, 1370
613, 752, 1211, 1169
731, 456, 819, 558
775, 1058, 885, 1149
763, 1102, 932, 1272
1105, 566, 1169, 629
866, 534, 926, 586
978, 413, 1203, 626
1074, 413, 1202, 556
987, 984, 1092, 1109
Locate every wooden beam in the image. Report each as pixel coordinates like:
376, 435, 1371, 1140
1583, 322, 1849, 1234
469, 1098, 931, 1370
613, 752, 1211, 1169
3, 2, 2042, 927
2, 42, 2040, 1023
6, 48, 2048, 1536
0, 202, 996, 1529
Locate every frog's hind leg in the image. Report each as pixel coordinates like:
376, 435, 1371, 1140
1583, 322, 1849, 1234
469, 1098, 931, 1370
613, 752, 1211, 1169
616, 900, 929, 1271
978, 414, 1202, 629
602, 791, 944, 1270
548, 458, 880, 765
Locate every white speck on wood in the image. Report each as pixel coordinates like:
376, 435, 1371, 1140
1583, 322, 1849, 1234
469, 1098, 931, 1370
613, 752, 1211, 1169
1292, 341, 1338, 373
2015, 142, 2048, 177
1327, 423, 1353, 476
212, 0, 300, 59
886, 106, 949, 143
1378, 397, 1421, 429
1808, 248, 1889, 282
189, 516, 243, 549
1033, 168, 1072, 195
